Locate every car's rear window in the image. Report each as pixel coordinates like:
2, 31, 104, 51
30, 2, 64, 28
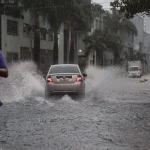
49, 65, 79, 74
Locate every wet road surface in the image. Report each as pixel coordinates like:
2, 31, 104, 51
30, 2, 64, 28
0, 64, 150, 150
1, 96, 150, 150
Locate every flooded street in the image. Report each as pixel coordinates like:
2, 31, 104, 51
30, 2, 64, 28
0, 62, 150, 150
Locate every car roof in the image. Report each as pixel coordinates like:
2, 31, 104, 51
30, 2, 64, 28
51, 64, 78, 67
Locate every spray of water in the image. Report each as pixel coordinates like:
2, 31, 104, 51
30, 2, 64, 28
85, 66, 149, 103
0, 61, 45, 103
0, 61, 148, 104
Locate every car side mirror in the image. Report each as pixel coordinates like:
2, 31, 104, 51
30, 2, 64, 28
83, 73, 87, 78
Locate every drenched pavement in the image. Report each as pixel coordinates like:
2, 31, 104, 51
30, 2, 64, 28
0, 62, 150, 150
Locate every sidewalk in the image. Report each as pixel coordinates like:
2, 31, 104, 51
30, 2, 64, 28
141, 74, 150, 79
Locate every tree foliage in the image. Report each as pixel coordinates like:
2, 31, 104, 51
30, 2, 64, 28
110, 0, 150, 18
104, 8, 137, 35
123, 50, 147, 67
133, 51, 147, 64
91, 2, 104, 18
83, 29, 122, 65
43, 0, 92, 64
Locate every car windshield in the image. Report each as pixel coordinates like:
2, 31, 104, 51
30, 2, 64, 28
49, 65, 79, 74
129, 67, 139, 71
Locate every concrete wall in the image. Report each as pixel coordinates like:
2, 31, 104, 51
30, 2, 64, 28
131, 15, 149, 73
1, 14, 53, 54
2, 11, 53, 55
1, 10, 54, 72
131, 15, 144, 52
144, 32, 150, 72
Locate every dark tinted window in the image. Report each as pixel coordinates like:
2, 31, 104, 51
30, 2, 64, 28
50, 65, 79, 74
129, 67, 139, 71
7, 20, 18, 36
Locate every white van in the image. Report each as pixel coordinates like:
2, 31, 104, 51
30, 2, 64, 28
128, 61, 142, 78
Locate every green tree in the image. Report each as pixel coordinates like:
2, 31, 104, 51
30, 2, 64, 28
44, 0, 92, 64
110, 0, 150, 18
83, 30, 107, 66
44, 0, 67, 64
133, 51, 147, 65
104, 8, 137, 64
68, 0, 92, 64
83, 29, 122, 65
104, 8, 137, 35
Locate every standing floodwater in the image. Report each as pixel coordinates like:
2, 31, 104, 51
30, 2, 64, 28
0, 61, 150, 150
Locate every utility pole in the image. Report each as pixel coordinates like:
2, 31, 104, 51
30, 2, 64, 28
93, 50, 95, 65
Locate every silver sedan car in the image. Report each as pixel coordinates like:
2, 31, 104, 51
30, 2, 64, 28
45, 64, 87, 99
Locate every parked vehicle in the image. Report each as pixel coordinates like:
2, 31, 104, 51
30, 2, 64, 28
128, 61, 142, 78
44, 64, 87, 99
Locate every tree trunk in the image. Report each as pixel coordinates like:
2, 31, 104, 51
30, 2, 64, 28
96, 51, 103, 66
33, 11, 40, 69
53, 29, 59, 64
69, 26, 75, 64
129, 47, 133, 60
114, 51, 120, 65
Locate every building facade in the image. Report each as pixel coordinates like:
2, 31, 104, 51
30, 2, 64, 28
0, 8, 54, 73
131, 15, 144, 52
131, 15, 148, 73
86, 15, 105, 66
144, 32, 150, 73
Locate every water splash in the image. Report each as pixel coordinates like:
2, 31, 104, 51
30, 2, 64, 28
0, 61, 149, 104
0, 61, 45, 103
85, 65, 149, 103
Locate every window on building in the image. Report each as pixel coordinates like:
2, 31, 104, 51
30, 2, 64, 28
40, 28, 46, 40
7, 20, 18, 36
7, 52, 19, 63
23, 24, 30, 37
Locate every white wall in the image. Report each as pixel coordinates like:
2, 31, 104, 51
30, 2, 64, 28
1, 11, 53, 59
1, 15, 22, 57
144, 32, 150, 72
131, 15, 144, 51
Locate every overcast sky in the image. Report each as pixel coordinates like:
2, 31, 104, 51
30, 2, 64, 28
92, 0, 112, 9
